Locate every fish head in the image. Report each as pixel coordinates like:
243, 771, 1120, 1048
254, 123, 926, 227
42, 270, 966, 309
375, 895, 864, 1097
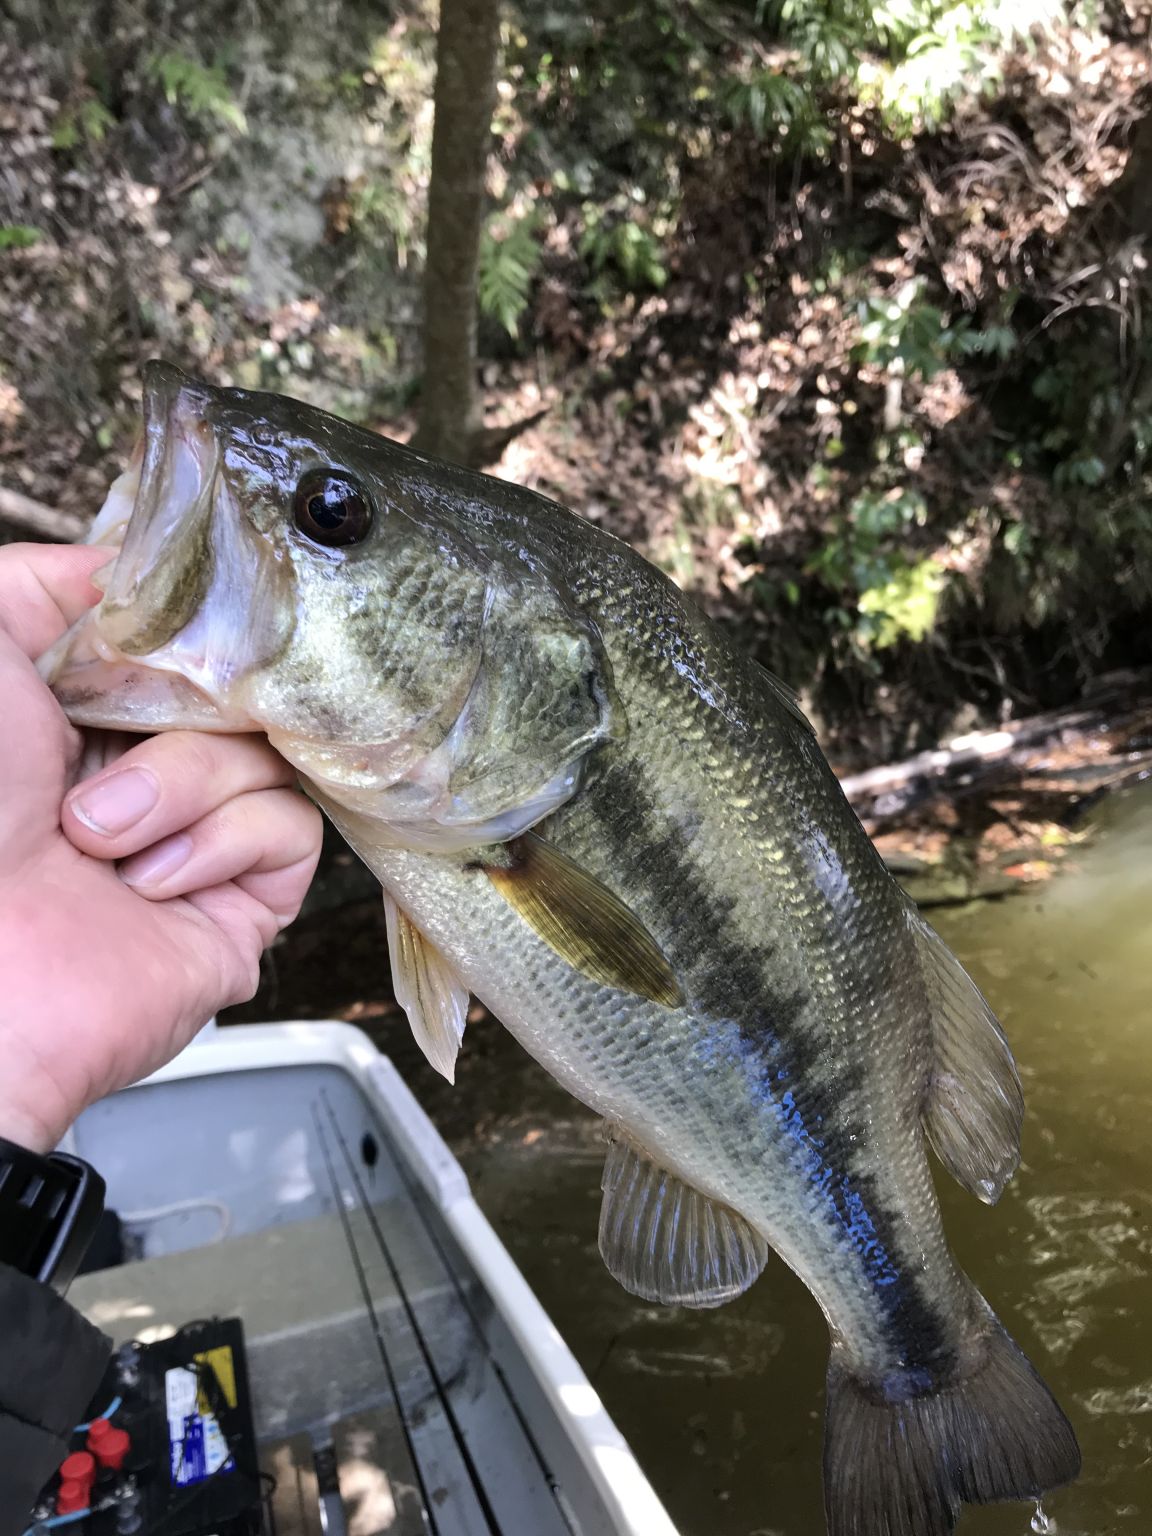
43, 362, 617, 849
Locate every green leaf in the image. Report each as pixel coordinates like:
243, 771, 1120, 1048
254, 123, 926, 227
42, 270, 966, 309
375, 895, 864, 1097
147, 51, 247, 134
1003, 522, 1032, 558
581, 213, 666, 294
0, 225, 42, 250
53, 95, 115, 150
857, 558, 947, 648
479, 213, 542, 337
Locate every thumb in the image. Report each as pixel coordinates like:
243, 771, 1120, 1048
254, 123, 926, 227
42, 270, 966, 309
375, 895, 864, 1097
0, 543, 111, 659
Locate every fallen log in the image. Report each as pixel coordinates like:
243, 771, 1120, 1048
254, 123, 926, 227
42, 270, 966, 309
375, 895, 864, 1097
841, 670, 1152, 820
0, 486, 88, 542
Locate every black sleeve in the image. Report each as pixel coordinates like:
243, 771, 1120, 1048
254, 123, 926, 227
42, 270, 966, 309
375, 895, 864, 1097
0, 1264, 112, 1534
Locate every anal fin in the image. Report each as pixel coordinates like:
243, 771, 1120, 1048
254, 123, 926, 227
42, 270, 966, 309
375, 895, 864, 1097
911, 909, 1023, 1204
383, 894, 471, 1084
599, 1131, 769, 1308
482, 832, 683, 1008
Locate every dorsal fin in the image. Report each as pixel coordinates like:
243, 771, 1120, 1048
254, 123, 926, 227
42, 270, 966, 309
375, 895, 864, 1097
482, 833, 684, 1008
598, 1131, 769, 1307
383, 894, 470, 1083
754, 660, 816, 735
910, 909, 1023, 1204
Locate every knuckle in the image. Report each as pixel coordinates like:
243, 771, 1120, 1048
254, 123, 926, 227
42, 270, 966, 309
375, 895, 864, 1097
152, 730, 224, 790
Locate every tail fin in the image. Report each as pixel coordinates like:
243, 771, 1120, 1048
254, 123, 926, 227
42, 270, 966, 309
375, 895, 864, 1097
823, 1307, 1080, 1536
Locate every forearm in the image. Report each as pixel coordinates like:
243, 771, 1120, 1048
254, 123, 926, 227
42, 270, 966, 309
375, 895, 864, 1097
0, 1265, 112, 1533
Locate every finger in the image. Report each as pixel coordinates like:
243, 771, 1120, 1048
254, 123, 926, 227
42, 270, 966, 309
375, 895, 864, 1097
0, 543, 112, 658
119, 786, 322, 927
63, 730, 297, 856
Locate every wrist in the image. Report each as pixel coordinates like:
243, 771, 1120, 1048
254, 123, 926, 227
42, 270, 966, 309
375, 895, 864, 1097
0, 1008, 78, 1155
0, 913, 89, 1154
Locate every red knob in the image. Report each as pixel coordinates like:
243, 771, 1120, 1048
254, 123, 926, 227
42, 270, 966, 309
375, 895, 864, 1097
56, 1479, 89, 1516
86, 1417, 113, 1445
93, 1424, 130, 1472
59, 1451, 96, 1489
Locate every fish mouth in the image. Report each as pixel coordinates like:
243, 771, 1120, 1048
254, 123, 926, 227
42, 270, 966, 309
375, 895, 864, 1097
96, 361, 220, 656
39, 362, 259, 732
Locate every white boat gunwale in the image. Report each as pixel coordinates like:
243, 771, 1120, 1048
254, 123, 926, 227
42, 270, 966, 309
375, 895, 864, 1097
73, 1019, 679, 1536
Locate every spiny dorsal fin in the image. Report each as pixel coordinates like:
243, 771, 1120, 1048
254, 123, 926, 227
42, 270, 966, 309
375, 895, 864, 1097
754, 660, 816, 736
910, 909, 1023, 1205
383, 894, 470, 1084
482, 833, 684, 1008
599, 1130, 769, 1307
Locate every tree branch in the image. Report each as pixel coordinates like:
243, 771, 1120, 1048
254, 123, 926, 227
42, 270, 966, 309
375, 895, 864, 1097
0, 487, 88, 542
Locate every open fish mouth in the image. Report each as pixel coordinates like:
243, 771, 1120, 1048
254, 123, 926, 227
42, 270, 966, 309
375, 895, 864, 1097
92, 362, 220, 656
38, 363, 261, 732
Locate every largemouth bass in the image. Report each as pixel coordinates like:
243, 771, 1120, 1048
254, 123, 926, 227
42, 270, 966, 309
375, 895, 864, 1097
42, 362, 1080, 1535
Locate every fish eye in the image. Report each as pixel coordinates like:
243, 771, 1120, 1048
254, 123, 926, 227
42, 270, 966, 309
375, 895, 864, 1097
293, 468, 373, 548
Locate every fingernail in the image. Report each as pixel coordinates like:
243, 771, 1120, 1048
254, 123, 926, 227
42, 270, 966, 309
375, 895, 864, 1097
70, 768, 160, 835
120, 833, 193, 888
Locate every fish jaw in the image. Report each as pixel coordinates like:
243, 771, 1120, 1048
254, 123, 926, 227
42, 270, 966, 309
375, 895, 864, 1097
87, 448, 143, 559
40, 361, 292, 734
38, 611, 244, 731
96, 362, 221, 657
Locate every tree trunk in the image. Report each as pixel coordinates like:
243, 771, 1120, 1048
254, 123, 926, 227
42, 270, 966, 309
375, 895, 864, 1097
412, 0, 502, 466
1110, 108, 1152, 240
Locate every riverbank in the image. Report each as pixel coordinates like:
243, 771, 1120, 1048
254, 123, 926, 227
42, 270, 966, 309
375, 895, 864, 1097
847, 667, 1152, 905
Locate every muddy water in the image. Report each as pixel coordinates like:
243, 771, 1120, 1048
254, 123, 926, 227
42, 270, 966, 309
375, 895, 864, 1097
451, 783, 1152, 1536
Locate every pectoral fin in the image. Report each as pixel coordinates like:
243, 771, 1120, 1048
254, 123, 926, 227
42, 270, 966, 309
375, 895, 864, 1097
383, 894, 471, 1083
911, 910, 1023, 1204
482, 833, 683, 1007
599, 1131, 769, 1307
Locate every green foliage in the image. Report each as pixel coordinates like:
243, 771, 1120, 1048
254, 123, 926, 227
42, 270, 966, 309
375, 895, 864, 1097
479, 214, 542, 336
147, 51, 247, 134
811, 483, 928, 590
1023, 323, 1152, 494
8, 0, 1141, 732
863, 12, 998, 130
0, 225, 42, 250
580, 209, 667, 295
724, 64, 833, 155
857, 557, 946, 647
854, 280, 960, 381
1052, 452, 1107, 490
807, 475, 950, 650
349, 179, 417, 269
953, 320, 1016, 360
775, 0, 1061, 131
723, 70, 808, 137
52, 96, 115, 151
1001, 519, 1033, 568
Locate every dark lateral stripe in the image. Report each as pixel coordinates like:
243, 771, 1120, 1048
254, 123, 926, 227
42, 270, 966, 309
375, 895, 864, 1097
588, 755, 956, 1376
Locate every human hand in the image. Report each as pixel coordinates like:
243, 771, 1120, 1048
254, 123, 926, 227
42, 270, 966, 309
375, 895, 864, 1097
0, 542, 322, 1154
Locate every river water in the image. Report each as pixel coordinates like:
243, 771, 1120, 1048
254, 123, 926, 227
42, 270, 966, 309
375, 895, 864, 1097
446, 782, 1152, 1536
